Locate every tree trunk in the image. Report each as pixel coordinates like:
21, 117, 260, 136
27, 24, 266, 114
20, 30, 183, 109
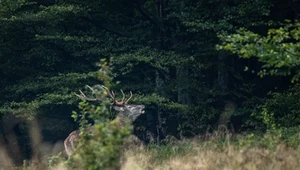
217, 53, 237, 133
177, 67, 192, 105
155, 70, 167, 144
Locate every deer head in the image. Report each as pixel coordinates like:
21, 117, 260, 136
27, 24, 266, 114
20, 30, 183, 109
75, 85, 145, 122
64, 85, 145, 156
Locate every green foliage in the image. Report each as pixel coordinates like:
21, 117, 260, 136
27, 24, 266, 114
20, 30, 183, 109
0, 0, 275, 135
146, 141, 194, 163
231, 96, 264, 131
217, 21, 300, 82
0, 1, 298, 164
47, 152, 65, 169
1, 0, 300, 168
0, 0, 101, 118
238, 131, 280, 149
238, 126, 300, 149
279, 126, 300, 147
255, 85, 300, 129
67, 60, 132, 170
182, 0, 271, 32
178, 103, 219, 135
68, 102, 132, 170
0, 72, 96, 116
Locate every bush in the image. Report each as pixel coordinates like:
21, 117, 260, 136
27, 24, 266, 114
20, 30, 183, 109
257, 85, 300, 129
66, 60, 132, 170
238, 126, 300, 149
68, 101, 132, 170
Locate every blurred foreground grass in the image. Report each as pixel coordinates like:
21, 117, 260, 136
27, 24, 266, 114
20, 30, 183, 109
122, 138, 300, 170
1, 129, 300, 170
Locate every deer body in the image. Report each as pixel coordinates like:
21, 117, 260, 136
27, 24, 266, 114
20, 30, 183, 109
64, 129, 80, 156
64, 85, 145, 156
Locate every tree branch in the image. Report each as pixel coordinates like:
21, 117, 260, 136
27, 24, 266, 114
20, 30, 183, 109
133, 0, 157, 25
82, 13, 130, 37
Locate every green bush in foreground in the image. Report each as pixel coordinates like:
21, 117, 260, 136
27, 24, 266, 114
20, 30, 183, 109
238, 127, 300, 149
67, 100, 131, 170
258, 85, 300, 129
66, 60, 132, 170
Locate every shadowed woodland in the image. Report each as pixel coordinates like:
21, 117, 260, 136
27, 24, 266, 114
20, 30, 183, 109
0, 0, 300, 169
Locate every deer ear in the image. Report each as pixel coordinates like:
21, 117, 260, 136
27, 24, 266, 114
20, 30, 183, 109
113, 106, 124, 111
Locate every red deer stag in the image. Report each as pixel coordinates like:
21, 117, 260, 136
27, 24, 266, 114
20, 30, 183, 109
64, 85, 145, 156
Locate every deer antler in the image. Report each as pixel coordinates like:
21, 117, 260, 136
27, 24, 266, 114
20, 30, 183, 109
75, 85, 99, 101
125, 91, 133, 104
75, 85, 133, 105
100, 85, 115, 100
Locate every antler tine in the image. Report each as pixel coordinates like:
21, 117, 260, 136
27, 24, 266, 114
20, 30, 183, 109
86, 85, 95, 93
78, 85, 133, 105
100, 85, 109, 91
79, 89, 86, 97
120, 90, 126, 102
111, 90, 115, 99
125, 91, 133, 104
75, 89, 98, 101
100, 85, 115, 100
74, 89, 85, 99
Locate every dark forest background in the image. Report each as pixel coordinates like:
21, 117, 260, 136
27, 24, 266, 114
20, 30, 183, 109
1, 0, 300, 164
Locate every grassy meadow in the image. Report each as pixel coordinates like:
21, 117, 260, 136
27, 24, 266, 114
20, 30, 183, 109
122, 138, 300, 170
1, 128, 299, 170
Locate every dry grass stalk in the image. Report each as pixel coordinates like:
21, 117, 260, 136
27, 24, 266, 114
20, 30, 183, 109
121, 140, 300, 170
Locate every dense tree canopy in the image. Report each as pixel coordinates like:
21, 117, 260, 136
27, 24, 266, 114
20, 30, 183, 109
0, 0, 300, 164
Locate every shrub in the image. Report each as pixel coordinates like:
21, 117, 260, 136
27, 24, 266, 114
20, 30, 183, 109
66, 60, 132, 170
257, 85, 300, 129
238, 126, 300, 149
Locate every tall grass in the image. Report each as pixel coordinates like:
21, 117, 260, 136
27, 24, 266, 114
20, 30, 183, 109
0, 118, 66, 170
1, 126, 300, 170
122, 135, 300, 170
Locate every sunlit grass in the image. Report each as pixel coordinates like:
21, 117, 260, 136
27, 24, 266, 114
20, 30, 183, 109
121, 137, 300, 170
1, 128, 300, 170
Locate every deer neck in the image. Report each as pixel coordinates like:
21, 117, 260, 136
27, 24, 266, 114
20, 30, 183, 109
115, 112, 131, 127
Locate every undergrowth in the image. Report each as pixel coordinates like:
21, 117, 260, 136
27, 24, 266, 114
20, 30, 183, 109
1, 127, 300, 170
122, 129, 300, 170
